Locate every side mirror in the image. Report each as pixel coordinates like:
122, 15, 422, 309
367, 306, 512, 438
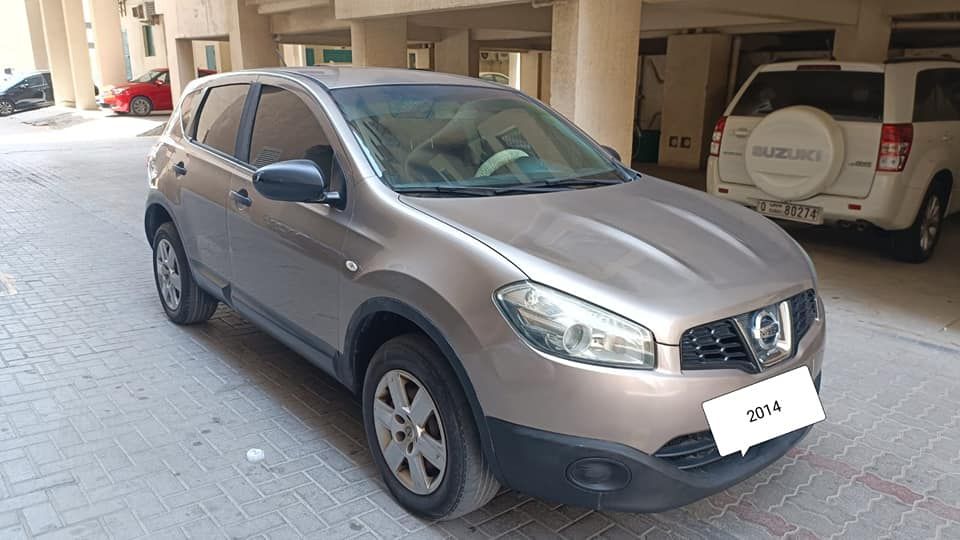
601, 145, 622, 162
253, 159, 341, 205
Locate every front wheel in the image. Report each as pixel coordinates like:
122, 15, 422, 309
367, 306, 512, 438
0, 99, 14, 117
130, 96, 153, 116
362, 335, 499, 520
890, 186, 946, 263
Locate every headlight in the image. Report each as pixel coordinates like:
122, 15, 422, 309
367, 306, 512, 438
494, 282, 656, 369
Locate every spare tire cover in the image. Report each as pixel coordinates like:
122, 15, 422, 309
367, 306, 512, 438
744, 105, 845, 201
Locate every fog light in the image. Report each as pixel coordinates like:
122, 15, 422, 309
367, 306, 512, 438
566, 458, 630, 492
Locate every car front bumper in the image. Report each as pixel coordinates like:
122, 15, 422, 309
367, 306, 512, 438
486, 374, 817, 512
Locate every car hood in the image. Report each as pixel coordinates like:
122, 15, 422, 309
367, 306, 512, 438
403, 177, 816, 344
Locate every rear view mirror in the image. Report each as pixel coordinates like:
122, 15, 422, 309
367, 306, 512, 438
253, 159, 340, 205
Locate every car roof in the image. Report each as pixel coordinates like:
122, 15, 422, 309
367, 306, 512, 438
267, 66, 506, 90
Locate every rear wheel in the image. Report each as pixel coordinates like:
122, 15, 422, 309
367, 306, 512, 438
891, 186, 946, 263
362, 335, 499, 520
152, 222, 219, 324
130, 96, 153, 116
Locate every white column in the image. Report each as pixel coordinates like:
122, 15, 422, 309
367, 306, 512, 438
833, 0, 890, 63
25, 0, 49, 70
169, 39, 196, 105
350, 17, 408, 68
61, 0, 97, 110
228, 0, 281, 69
38, 0, 74, 105
435, 29, 478, 77
550, 0, 642, 163
89, 0, 127, 87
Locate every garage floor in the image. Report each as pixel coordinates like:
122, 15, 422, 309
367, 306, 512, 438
0, 122, 957, 538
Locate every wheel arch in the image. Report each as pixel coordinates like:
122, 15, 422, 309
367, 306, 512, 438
930, 169, 953, 208
341, 297, 504, 481
144, 196, 177, 245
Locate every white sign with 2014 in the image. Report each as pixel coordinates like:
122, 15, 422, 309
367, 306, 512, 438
702, 366, 825, 457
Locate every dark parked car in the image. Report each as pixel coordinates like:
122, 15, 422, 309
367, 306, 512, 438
0, 71, 54, 116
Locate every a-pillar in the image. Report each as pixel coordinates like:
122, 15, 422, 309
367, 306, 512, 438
550, 0, 642, 163
37, 0, 74, 106
89, 0, 127, 87
228, 0, 281, 69
169, 39, 197, 105
435, 29, 478, 77
658, 33, 731, 169
350, 18, 408, 68
833, 0, 890, 62
61, 0, 97, 110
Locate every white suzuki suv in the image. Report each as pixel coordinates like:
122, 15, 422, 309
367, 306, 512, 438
708, 58, 960, 262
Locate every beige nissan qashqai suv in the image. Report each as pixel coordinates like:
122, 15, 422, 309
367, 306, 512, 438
145, 67, 825, 519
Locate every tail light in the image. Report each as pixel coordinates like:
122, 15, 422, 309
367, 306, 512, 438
709, 116, 727, 157
877, 123, 913, 172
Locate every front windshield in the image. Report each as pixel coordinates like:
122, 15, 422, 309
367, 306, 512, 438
331, 85, 619, 191
131, 70, 163, 83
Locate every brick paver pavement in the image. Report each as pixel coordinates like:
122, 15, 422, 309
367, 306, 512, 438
0, 137, 958, 539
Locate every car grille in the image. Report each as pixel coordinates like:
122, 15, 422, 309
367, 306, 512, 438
655, 374, 821, 471
680, 289, 818, 374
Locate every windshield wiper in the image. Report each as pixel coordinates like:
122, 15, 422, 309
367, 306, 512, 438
396, 184, 569, 197
521, 177, 625, 189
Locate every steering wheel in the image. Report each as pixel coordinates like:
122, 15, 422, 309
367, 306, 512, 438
475, 149, 529, 177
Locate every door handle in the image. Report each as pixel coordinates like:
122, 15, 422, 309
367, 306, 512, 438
230, 189, 252, 207
172, 161, 187, 176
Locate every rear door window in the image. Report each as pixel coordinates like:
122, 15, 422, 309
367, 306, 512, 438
194, 84, 250, 156
732, 70, 884, 122
914, 69, 960, 122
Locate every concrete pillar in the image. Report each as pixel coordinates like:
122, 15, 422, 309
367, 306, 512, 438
38, 0, 75, 106
659, 33, 732, 169
539, 52, 551, 104
833, 0, 890, 63
435, 29, 478, 77
350, 17, 408, 68
228, 0, 280, 69
517, 52, 540, 97
89, 0, 126, 86
550, 0, 642, 163
508, 53, 521, 89
25, 0, 49, 70
169, 39, 196, 105
60, 0, 97, 110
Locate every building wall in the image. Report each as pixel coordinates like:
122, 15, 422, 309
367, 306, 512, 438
0, 1, 43, 75
121, 13, 168, 77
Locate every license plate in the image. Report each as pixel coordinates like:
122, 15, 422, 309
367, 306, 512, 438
756, 200, 823, 225
702, 366, 825, 457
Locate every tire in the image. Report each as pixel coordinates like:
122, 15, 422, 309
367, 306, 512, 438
0, 99, 14, 117
152, 222, 219, 324
130, 96, 153, 116
890, 184, 947, 263
362, 334, 499, 520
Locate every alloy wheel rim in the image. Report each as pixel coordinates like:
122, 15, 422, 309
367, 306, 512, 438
0, 102, 12, 115
920, 196, 941, 253
132, 99, 149, 115
155, 239, 182, 310
373, 369, 446, 495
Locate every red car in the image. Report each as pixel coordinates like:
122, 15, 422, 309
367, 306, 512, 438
99, 68, 216, 116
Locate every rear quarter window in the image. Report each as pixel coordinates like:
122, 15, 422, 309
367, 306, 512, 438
914, 69, 960, 122
732, 70, 884, 122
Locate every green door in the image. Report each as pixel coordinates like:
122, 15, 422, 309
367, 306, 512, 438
305, 48, 316, 66
205, 45, 217, 71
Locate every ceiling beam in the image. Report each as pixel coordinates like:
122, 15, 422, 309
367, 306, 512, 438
651, 0, 860, 25
409, 4, 551, 32
336, 0, 526, 20
256, 0, 330, 15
